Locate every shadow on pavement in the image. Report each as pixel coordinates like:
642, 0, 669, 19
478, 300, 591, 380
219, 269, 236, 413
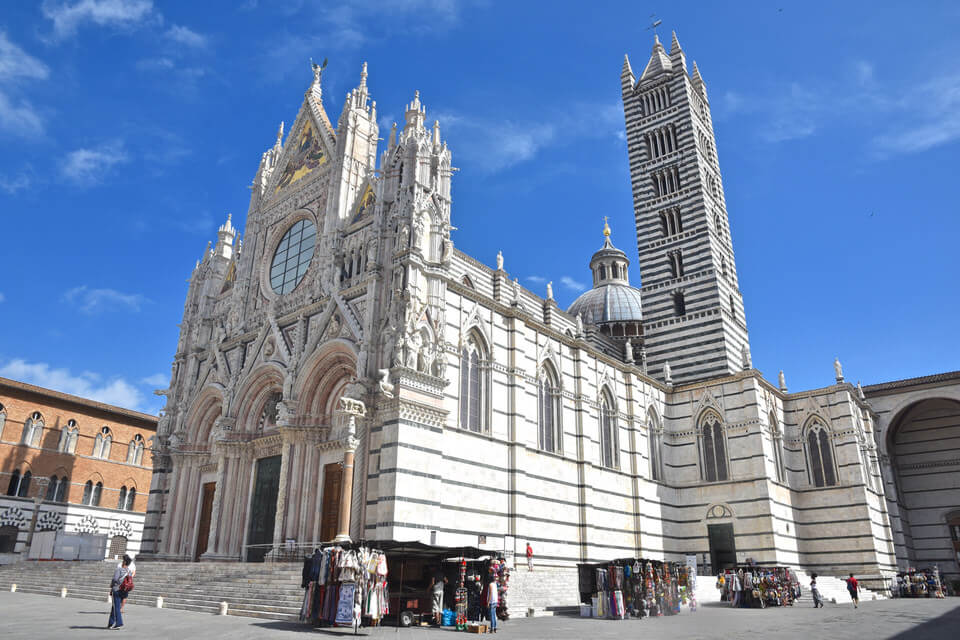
886, 602, 960, 638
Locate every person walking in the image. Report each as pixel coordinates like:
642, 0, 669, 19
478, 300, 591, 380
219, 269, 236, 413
810, 573, 824, 608
846, 573, 860, 609
525, 542, 534, 572
107, 554, 133, 630
120, 556, 136, 613
486, 578, 499, 633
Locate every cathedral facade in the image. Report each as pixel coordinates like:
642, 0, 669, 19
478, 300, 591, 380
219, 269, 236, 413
141, 35, 957, 583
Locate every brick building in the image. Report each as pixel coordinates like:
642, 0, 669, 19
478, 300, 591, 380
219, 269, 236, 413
0, 377, 156, 560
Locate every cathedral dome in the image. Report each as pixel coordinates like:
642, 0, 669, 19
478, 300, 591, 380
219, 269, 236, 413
567, 283, 644, 325
566, 221, 644, 327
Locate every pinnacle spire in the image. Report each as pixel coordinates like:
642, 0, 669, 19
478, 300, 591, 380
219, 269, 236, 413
692, 60, 703, 83
670, 30, 681, 54
640, 32, 673, 81
276, 121, 284, 143
360, 61, 367, 88
621, 53, 633, 77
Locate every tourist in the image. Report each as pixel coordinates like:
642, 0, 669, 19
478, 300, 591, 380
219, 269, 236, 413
526, 542, 534, 572
121, 556, 136, 613
487, 578, 499, 633
846, 573, 860, 609
810, 573, 824, 608
107, 554, 133, 630
429, 568, 447, 625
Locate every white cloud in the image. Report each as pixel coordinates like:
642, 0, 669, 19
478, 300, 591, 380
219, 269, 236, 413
872, 73, 960, 156
0, 32, 50, 82
42, 0, 156, 40
525, 275, 546, 284
560, 276, 587, 291
0, 292, 5, 303
141, 373, 168, 386
0, 170, 33, 194
62, 285, 150, 314
0, 358, 149, 412
0, 91, 44, 137
165, 25, 207, 48
61, 140, 130, 185
135, 57, 174, 71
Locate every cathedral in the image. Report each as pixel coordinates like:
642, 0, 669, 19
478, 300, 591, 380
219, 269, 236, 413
141, 33, 960, 585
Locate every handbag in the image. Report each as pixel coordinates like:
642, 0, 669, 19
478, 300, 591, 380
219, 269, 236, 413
121, 574, 134, 592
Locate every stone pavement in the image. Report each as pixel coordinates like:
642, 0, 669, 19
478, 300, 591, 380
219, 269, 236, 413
1, 591, 958, 639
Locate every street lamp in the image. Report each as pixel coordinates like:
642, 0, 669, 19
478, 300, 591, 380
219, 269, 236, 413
24, 477, 49, 558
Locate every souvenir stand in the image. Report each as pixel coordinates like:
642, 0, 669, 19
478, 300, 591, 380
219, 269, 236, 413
299, 541, 390, 630
577, 558, 696, 620
893, 567, 944, 598
715, 566, 797, 608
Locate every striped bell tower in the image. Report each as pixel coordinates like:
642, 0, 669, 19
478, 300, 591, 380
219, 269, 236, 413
621, 32, 750, 384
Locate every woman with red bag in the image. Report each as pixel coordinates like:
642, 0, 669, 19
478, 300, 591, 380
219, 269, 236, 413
107, 554, 133, 630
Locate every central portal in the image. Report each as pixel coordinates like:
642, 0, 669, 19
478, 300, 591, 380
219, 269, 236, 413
707, 523, 737, 571
246, 455, 281, 562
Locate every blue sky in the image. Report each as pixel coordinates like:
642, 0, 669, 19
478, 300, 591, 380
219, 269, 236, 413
1, 1, 958, 414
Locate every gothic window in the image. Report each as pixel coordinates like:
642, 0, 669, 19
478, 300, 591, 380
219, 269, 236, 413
6, 470, 32, 497
859, 442, 874, 490
668, 251, 684, 278
537, 363, 561, 454
599, 265, 607, 280
126, 488, 136, 511
82, 480, 93, 505
769, 412, 785, 483
117, 486, 128, 510
45, 476, 59, 501
21, 411, 43, 447
92, 481, 103, 507
55, 476, 68, 502
0, 403, 6, 436
93, 427, 112, 459
58, 420, 79, 454
673, 291, 686, 316
805, 419, 837, 487
699, 412, 728, 482
459, 334, 488, 433
721, 257, 728, 279
648, 410, 663, 481
269, 218, 317, 295
127, 434, 144, 465
599, 388, 619, 469
257, 392, 283, 433
461, 275, 475, 289
729, 294, 736, 319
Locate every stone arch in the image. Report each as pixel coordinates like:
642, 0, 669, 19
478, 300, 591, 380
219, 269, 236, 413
185, 386, 225, 444
881, 392, 960, 457
234, 365, 286, 434
705, 503, 734, 521
296, 340, 358, 423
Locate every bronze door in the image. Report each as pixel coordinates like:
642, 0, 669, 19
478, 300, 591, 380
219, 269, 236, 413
194, 482, 216, 560
320, 462, 342, 543
246, 455, 282, 562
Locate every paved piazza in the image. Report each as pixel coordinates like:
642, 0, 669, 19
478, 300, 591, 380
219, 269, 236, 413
1, 592, 957, 639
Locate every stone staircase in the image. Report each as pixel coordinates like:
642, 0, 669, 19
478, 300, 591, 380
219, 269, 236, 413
508, 567, 581, 617
793, 569, 887, 604
0, 561, 306, 621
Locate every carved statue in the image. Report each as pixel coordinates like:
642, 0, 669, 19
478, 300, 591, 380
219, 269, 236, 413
327, 313, 341, 339
778, 370, 787, 392
624, 338, 634, 363
496, 250, 504, 271
834, 357, 844, 382
663, 360, 673, 385
397, 225, 410, 252
741, 344, 752, 370
406, 332, 421, 368
546, 281, 553, 300
392, 334, 405, 367
441, 238, 453, 264
576, 313, 584, 337
366, 241, 377, 269
377, 369, 395, 397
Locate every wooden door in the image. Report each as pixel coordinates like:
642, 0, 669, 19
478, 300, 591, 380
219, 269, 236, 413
707, 523, 737, 571
320, 463, 342, 542
194, 482, 216, 561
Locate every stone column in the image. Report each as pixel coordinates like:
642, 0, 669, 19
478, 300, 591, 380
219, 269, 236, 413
201, 453, 226, 560
271, 438, 292, 550
334, 397, 366, 543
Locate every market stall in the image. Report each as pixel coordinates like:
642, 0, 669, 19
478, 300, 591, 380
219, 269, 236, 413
892, 567, 945, 598
715, 565, 798, 608
577, 558, 697, 619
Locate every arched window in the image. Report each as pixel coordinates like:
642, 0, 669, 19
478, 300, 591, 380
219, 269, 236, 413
126, 488, 136, 511
699, 412, 728, 482
0, 403, 6, 435
648, 410, 663, 481
117, 486, 128, 510
769, 412, 785, 483
45, 475, 59, 500
537, 363, 561, 453
6, 470, 21, 496
92, 481, 103, 507
55, 476, 68, 502
805, 419, 837, 487
58, 420, 79, 454
21, 411, 43, 447
599, 388, 619, 469
17, 471, 31, 497
94, 427, 113, 459
127, 434, 144, 465
459, 333, 488, 433
82, 480, 93, 505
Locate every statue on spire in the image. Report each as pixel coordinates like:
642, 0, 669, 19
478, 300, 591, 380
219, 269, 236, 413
311, 57, 328, 84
